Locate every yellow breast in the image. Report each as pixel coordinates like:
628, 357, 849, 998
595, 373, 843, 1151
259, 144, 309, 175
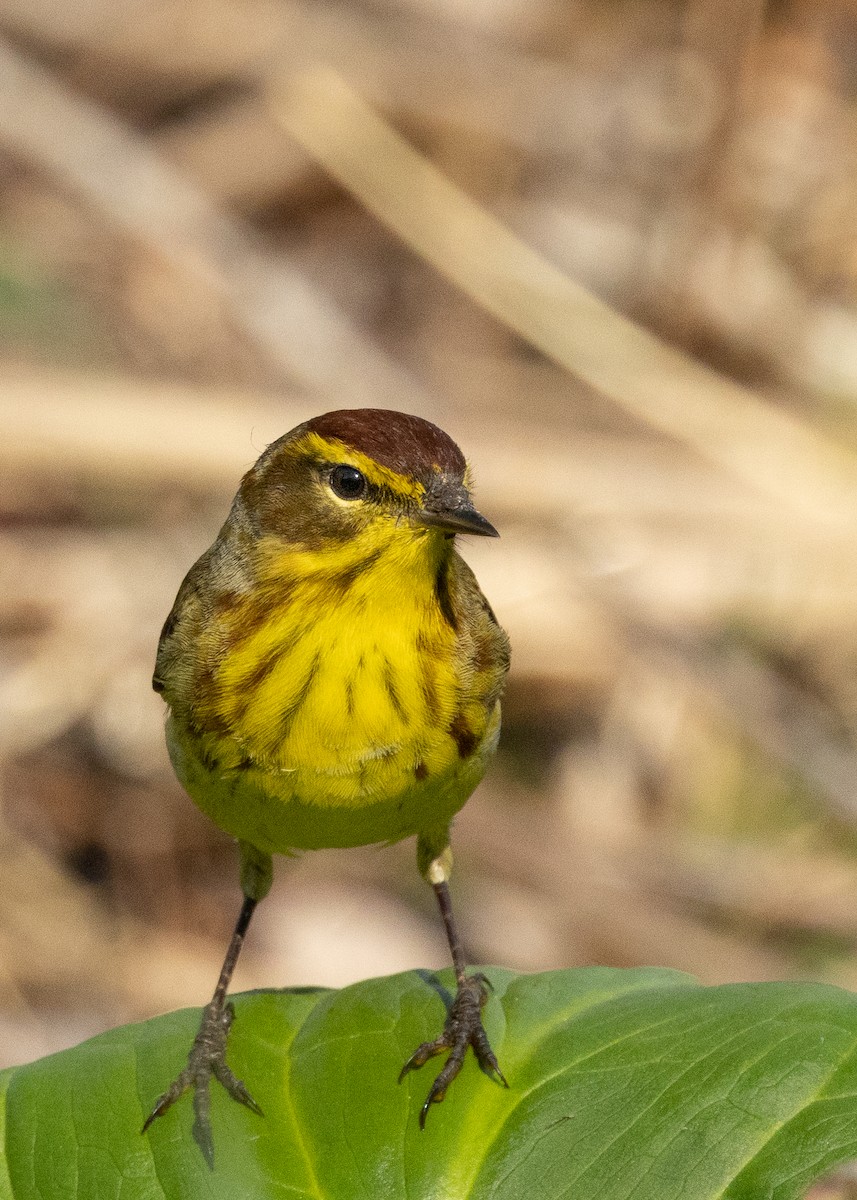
189, 531, 489, 814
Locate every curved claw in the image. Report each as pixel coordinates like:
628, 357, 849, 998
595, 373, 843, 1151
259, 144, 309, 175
401, 973, 507, 1128
212, 1057, 265, 1116
141, 1066, 194, 1133
471, 1023, 509, 1087
419, 1078, 449, 1129
142, 999, 263, 1168
398, 1034, 448, 1083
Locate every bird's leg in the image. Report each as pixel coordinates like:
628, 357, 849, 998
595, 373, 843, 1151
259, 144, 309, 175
142, 843, 272, 1167
400, 834, 508, 1128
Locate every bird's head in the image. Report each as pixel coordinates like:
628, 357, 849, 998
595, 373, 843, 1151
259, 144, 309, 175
237, 409, 498, 562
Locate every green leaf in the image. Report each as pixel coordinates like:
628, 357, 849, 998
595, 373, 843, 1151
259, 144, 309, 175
2, 967, 857, 1198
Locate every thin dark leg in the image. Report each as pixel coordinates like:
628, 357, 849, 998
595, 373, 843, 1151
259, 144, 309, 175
433, 880, 467, 984
142, 894, 262, 1167
400, 875, 508, 1127
211, 895, 256, 1008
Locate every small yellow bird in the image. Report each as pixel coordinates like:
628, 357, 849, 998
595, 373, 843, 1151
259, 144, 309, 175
143, 408, 510, 1163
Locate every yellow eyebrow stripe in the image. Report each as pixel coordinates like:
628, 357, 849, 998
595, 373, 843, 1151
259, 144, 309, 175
298, 430, 428, 502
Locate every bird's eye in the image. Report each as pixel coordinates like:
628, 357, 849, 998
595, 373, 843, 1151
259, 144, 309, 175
329, 464, 367, 500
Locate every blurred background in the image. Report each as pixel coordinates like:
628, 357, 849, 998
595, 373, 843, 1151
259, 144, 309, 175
3, 0, 857, 1190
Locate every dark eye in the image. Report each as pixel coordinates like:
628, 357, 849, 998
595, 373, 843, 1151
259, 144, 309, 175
329, 464, 366, 500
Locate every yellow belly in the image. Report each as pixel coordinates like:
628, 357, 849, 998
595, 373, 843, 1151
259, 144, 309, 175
166, 703, 499, 853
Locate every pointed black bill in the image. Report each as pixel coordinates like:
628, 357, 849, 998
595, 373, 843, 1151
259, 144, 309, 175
419, 504, 499, 537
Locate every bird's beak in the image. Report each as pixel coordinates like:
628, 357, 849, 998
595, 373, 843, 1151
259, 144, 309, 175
420, 506, 499, 537
418, 481, 499, 537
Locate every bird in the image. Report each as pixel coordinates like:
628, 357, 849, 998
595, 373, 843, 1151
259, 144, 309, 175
142, 408, 511, 1164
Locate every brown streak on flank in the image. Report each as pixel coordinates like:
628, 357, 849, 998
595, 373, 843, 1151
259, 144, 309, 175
278, 650, 322, 738
472, 632, 497, 676
434, 558, 458, 631
383, 657, 408, 723
224, 591, 281, 648
227, 631, 300, 726
236, 644, 285, 697
307, 409, 465, 480
212, 589, 245, 616
192, 664, 230, 735
420, 660, 439, 720
345, 677, 355, 717
326, 547, 383, 596
449, 712, 478, 759
415, 761, 429, 781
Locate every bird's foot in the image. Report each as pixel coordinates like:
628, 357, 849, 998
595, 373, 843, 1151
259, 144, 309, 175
399, 972, 508, 1128
141, 1000, 263, 1167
